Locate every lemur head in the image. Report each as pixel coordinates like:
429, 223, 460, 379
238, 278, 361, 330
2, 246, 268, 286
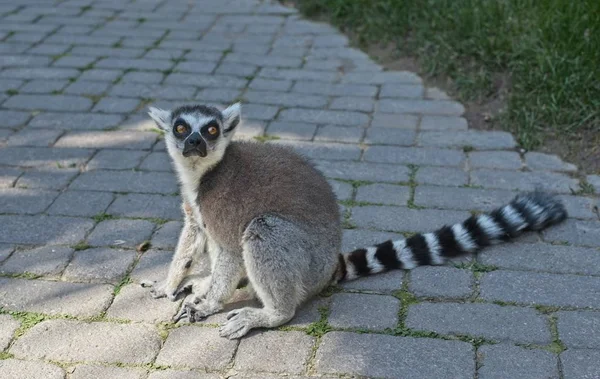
148, 103, 241, 164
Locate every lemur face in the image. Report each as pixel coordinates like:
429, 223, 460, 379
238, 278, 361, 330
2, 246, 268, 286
148, 103, 241, 160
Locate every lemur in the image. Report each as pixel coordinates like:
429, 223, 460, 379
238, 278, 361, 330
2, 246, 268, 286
143, 103, 567, 339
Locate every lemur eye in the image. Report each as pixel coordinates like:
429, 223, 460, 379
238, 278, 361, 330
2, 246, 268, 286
208, 126, 218, 135
175, 124, 188, 134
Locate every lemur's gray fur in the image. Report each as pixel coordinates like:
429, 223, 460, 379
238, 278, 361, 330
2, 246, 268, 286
144, 102, 567, 339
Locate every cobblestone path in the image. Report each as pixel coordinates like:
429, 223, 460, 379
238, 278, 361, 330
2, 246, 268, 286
0, 0, 599, 378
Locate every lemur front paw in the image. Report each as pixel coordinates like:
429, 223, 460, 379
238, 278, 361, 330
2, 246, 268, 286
140, 280, 178, 302
173, 297, 221, 323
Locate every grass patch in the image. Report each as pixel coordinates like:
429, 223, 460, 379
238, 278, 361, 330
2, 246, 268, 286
0, 352, 14, 360
93, 212, 114, 222
5, 89, 18, 96
253, 135, 280, 143
292, 0, 600, 171
306, 306, 332, 337
9, 311, 48, 337
113, 276, 132, 296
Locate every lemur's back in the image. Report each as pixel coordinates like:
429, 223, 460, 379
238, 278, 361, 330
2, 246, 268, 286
197, 141, 341, 252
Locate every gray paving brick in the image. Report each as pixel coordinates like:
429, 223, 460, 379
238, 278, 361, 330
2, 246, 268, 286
469, 151, 523, 170
286, 297, 330, 328
70, 365, 145, 379
174, 60, 218, 74
0, 168, 21, 188
108, 194, 181, 220
410, 266, 473, 298
19, 79, 69, 94
557, 311, 600, 349
0, 244, 14, 264
87, 219, 155, 248
420, 115, 468, 130
356, 183, 410, 206
249, 77, 293, 91
561, 349, 600, 379
48, 190, 114, 217
0, 246, 73, 277
27, 43, 71, 56
316, 332, 474, 378
330, 96, 375, 112
0, 43, 30, 55
235, 331, 314, 374
0, 360, 65, 379
245, 90, 328, 108
351, 206, 470, 233
0, 110, 30, 130
342, 71, 422, 85
314, 125, 363, 143
525, 152, 577, 172
7, 128, 63, 147
364, 128, 416, 146
479, 270, 600, 307
315, 160, 410, 182
121, 71, 164, 84
279, 108, 369, 126
0, 314, 19, 350
380, 84, 423, 98
0, 214, 95, 245
478, 344, 558, 379
364, 146, 465, 166
378, 99, 463, 116
151, 221, 182, 249
78, 69, 124, 82
266, 121, 316, 141
16, 169, 78, 190
165, 73, 248, 88
415, 166, 468, 186
260, 67, 339, 82
586, 174, 600, 193
0, 68, 79, 80
479, 243, 600, 276
419, 130, 515, 149
93, 97, 141, 113
156, 326, 237, 370
471, 169, 579, 193
414, 185, 514, 211
557, 195, 599, 220
328, 180, 353, 201
71, 170, 177, 194
0, 188, 58, 214
10, 319, 161, 364
0, 79, 24, 93
1, 54, 51, 68
3, 94, 93, 111
271, 140, 361, 161
107, 283, 180, 322
196, 88, 241, 103
130, 249, 172, 283
56, 131, 156, 150
407, 302, 551, 343
292, 81, 377, 97
341, 270, 404, 293
87, 149, 148, 170
148, 371, 219, 379
139, 151, 172, 171
64, 247, 135, 283
96, 58, 173, 71
216, 62, 258, 77
0, 277, 112, 316
53, 55, 97, 68
329, 293, 399, 330
63, 80, 111, 96
29, 112, 124, 130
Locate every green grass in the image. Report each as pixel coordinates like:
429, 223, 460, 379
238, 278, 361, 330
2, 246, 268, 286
293, 0, 600, 152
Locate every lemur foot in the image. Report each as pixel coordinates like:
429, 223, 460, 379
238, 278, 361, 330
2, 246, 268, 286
140, 280, 177, 302
219, 308, 253, 339
173, 296, 221, 323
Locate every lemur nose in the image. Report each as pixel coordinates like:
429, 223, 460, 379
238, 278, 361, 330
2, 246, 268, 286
187, 132, 202, 145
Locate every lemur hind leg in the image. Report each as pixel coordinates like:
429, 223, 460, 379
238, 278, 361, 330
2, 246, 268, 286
220, 215, 332, 339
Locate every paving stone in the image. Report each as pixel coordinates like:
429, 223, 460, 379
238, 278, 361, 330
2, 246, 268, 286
0, 314, 19, 350
407, 302, 550, 343
47, 190, 113, 217
196, 88, 242, 103
378, 99, 463, 116
329, 293, 399, 330
356, 183, 410, 206
0, 110, 30, 128
259, 67, 338, 82
53, 55, 97, 68
107, 194, 181, 220
279, 108, 369, 126
107, 283, 180, 322
10, 319, 161, 364
131, 249, 173, 283
63, 79, 111, 96
415, 166, 468, 186
151, 221, 183, 250
71, 365, 145, 379
29, 112, 124, 130
525, 152, 577, 172
561, 349, 600, 379
0, 188, 58, 214
315, 161, 410, 182
0, 214, 94, 244
364, 128, 416, 146
148, 371, 220, 379
56, 131, 156, 150
314, 125, 363, 143
139, 151, 172, 171
328, 180, 353, 201
479, 270, 600, 307
352, 206, 470, 233
245, 90, 328, 108
92, 97, 141, 113
557, 311, 600, 349
557, 195, 599, 219
64, 247, 135, 283
165, 73, 247, 89
78, 69, 124, 82
544, 219, 600, 247
87, 219, 155, 248
410, 266, 473, 298
479, 243, 600, 276
70, 170, 178, 194
586, 174, 600, 193
241, 103, 279, 121
0, 244, 14, 264
471, 169, 579, 193
419, 130, 515, 149
0, 167, 22, 188
414, 185, 515, 211
19, 79, 69, 94
469, 151, 522, 170
156, 326, 237, 370
16, 169, 78, 190
6, 128, 63, 147
96, 57, 173, 71
420, 115, 468, 130
266, 121, 316, 141
478, 344, 558, 379
0, 68, 79, 80
144, 49, 186, 60
0, 277, 112, 316
249, 77, 293, 91
379, 84, 423, 98
330, 96, 375, 112
292, 81, 377, 97
235, 330, 314, 374
0, 246, 73, 277
87, 149, 148, 170
271, 140, 361, 161
316, 332, 474, 378
342, 71, 421, 85
364, 146, 465, 166
341, 269, 404, 293
3, 94, 93, 112
0, 360, 65, 379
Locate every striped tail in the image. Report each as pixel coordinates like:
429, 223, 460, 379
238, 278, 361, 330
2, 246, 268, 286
335, 191, 567, 282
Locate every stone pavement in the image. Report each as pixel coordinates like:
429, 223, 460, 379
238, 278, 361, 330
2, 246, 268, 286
0, 0, 599, 378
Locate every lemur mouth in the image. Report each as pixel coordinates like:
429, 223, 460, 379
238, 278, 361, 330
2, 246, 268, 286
182, 149, 207, 158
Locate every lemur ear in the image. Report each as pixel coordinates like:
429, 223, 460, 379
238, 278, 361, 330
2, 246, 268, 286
148, 107, 172, 131
222, 102, 241, 135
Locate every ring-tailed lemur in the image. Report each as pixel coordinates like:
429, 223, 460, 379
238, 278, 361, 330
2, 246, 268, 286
143, 103, 567, 339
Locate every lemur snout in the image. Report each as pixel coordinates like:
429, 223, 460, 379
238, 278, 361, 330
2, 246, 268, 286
183, 132, 207, 157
